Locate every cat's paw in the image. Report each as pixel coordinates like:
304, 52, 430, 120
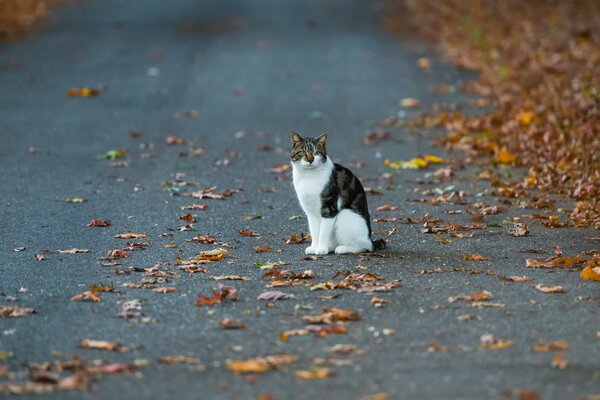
315, 246, 330, 255
305, 246, 317, 255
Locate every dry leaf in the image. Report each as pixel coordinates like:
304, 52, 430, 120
152, 287, 178, 293
87, 219, 111, 227
581, 266, 600, 281
294, 368, 335, 379
400, 98, 420, 107
210, 275, 250, 281
71, 291, 101, 302
532, 340, 569, 352
57, 248, 90, 254
239, 229, 260, 237
254, 246, 273, 253
158, 356, 201, 364
80, 339, 130, 352
219, 318, 246, 329
376, 205, 400, 211
551, 352, 569, 369
226, 354, 297, 374
497, 275, 530, 282
463, 253, 490, 261
479, 334, 513, 350
257, 291, 296, 301
0, 306, 35, 318
535, 284, 565, 293
114, 232, 147, 239
187, 235, 218, 244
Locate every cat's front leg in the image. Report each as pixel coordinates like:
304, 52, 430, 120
305, 213, 321, 255
315, 217, 336, 255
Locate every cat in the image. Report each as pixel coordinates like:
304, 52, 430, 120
290, 131, 386, 255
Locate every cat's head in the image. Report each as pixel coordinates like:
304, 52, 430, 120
290, 132, 328, 169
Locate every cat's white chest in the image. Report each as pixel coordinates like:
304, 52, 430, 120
292, 159, 333, 216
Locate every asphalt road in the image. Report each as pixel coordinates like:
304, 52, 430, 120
0, 1, 598, 399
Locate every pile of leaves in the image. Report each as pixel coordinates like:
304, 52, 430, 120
384, 0, 600, 228
0, 0, 67, 41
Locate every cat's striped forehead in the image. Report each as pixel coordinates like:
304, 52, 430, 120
291, 136, 327, 160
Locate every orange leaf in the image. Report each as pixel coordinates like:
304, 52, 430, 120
581, 266, 600, 281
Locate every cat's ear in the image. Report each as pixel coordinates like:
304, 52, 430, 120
291, 131, 303, 144
315, 132, 327, 146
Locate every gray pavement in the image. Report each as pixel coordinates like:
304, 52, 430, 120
0, 0, 598, 399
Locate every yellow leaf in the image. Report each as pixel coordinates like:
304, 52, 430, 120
495, 147, 517, 164
581, 266, 600, 281
423, 154, 444, 163
516, 111, 535, 125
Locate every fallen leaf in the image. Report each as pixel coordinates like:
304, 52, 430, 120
303, 307, 360, 324
581, 265, 600, 281
65, 197, 86, 203
463, 253, 490, 261
284, 233, 311, 244
400, 98, 420, 107
497, 275, 530, 282
179, 214, 197, 223
254, 246, 273, 253
227, 354, 297, 374
535, 284, 565, 293
495, 147, 517, 164
551, 352, 569, 369
294, 368, 335, 379
376, 205, 400, 211
113, 232, 147, 239
0, 306, 35, 318
239, 229, 260, 237
268, 163, 291, 174
88, 219, 111, 227
508, 222, 529, 236
187, 235, 218, 244
67, 87, 100, 97
152, 287, 178, 293
195, 248, 230, 262
532, 341, 569, 352
181, 204, 208, 210
158, 356, 202, 364
479, 334, 513, 350
80, 339, 130, 352
219, 318, 246, 330
71, 291, 101, 302
165, 135, 187, 145
210, 275, 250, 281
57, 248, 90, 254
257, 291, 296, 301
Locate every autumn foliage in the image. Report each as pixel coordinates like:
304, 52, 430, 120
385, 0, 600, 228
0, 0, 67, 41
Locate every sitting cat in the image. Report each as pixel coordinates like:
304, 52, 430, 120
290, 131, 385, 255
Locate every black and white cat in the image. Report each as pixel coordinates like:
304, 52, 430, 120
291, 132, 385, 255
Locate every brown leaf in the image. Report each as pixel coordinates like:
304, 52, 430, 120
581, 265, 600, 281
294, 368, 335, 379
239, 229, 261, 237
535, 284, 565, 293
113, 232, 147, 239
165, 135, 187, 145
0, 306, 35, 318
508, 222, 529, 237
284, 233, 311, 244
210, 275, 250, 281
376, 204, 400, 211
254, 246, 273, 253
187, 235, 218, 244
551, 352, 570, 369
463, 253, 490, 261
497, 275, 530, 282
532, 340, 569, 352
179, 214, 197, 223
268, 163, 291, 174
71, 291, 101, 302
226, 354, 297, 374
87, 219, 111, 227
80, 339, 131, 352
479, 334, 513, 350
303, 307, 360, 324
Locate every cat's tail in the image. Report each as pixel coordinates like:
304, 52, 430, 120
371, 238, 386, 251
